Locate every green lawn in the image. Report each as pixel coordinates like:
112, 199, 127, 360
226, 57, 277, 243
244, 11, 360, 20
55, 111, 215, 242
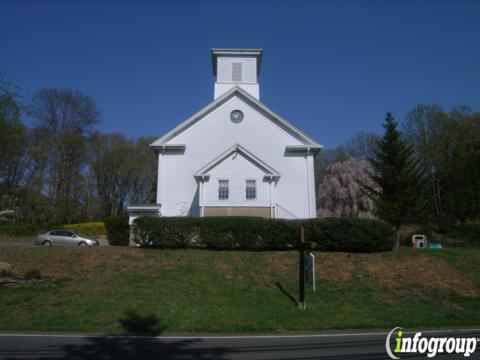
0, 245, 479, 333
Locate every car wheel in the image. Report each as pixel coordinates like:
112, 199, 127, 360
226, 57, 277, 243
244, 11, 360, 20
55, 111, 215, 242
42, 240, 52, 246
78, 242, 87, 246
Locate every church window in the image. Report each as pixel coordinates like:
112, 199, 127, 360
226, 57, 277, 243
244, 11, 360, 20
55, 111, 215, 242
246, 180, 256, 200
218, 180, 229, 200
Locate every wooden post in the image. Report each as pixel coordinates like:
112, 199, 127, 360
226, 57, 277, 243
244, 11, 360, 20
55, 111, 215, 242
299, 226, 305, 310
129, 224, 136, 247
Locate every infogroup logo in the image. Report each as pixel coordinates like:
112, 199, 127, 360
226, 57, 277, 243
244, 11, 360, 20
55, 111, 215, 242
385, 327, 478, 359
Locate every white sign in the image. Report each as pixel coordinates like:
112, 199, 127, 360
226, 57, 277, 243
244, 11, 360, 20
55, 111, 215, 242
304, 252, 315, 291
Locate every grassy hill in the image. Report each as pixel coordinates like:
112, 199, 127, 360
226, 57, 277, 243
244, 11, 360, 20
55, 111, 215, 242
0, 246, 479, 333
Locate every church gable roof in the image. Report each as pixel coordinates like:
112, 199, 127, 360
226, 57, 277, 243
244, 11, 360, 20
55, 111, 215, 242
150, 87, 321, 147
194, 143, 280, 179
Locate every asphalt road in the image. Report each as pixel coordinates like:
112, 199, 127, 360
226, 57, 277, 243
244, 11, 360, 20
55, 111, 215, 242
0, 329, 479, 360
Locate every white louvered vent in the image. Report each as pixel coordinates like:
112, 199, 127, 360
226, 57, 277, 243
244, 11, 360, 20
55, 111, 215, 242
232, 62, 242, 82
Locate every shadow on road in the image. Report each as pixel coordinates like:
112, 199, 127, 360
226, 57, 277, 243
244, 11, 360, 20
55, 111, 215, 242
3, 336, 233, 360
1, 310, 233, 360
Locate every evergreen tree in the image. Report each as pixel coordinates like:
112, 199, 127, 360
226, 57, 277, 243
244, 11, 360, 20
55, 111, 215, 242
364, 113, 427, 250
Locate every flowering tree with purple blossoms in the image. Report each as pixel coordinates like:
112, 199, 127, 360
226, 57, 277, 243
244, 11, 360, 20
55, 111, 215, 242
317, 159, 377, 219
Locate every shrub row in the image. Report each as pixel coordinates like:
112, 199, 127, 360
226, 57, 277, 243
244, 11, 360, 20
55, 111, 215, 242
133, 216, 395, 252
61, 222, 106, 237
104, 216, 130, 246
304, 217, 395, 252
0, 220, 56, 236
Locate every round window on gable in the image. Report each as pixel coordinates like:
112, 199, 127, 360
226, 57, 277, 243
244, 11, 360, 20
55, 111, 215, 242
230, 110, 244, 123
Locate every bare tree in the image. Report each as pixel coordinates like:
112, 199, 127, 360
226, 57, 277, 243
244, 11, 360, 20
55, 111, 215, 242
403, 104, 449, 220
344, 132, 380, 160
129, 136, 157, 205
86, 133, 158, 217
87, 132, 133, 217
29, 88, 101, 223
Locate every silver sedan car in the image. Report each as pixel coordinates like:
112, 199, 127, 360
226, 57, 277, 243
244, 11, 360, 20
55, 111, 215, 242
36, 230, 99, 246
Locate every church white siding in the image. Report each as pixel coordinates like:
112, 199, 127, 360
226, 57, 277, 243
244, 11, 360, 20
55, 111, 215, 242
158, 96, 314, 218
132, 48, 323, 225
203, 153, 271, 208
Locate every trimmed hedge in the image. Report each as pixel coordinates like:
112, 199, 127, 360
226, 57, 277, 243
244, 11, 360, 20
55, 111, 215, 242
62, 222, 106, 237
303, 218, 395, 252
134, 217, 296, 250
105, 216, 130, 246
133, 216, 395, 252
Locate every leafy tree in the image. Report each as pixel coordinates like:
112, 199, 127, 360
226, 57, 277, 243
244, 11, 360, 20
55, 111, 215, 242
439, 111, 480, 222
403, 104, 449, 220
0, 73, 30, 201
364, 113, 427, 249
403, 104, 480, 223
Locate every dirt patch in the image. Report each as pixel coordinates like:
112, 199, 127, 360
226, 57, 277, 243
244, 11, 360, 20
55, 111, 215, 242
5, 247, 150, 279
2, 247, 478, 298
314, 252, 355, 282
362, 254, 479, 297
261, 251, 356, 282
262, 252, 296, 276
301, 251, 479, 297
215, 261, 234, 280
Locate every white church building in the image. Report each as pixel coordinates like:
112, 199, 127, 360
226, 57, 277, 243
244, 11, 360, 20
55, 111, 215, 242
128, 49, 322, 224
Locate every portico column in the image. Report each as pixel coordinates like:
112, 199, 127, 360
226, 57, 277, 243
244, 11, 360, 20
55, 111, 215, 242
199, 178, 204, 217
269, 177, 275, 219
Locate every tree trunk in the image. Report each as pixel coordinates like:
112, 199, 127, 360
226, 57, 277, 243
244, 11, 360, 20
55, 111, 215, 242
393, 226, 400, 251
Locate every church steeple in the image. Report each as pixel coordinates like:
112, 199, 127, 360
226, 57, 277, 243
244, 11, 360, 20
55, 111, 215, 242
211, 49, 262, 100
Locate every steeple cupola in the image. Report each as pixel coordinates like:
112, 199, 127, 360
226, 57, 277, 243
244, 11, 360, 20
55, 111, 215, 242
211, 48, 262, 100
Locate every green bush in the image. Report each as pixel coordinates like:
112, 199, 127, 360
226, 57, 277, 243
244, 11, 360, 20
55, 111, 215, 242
199, 217, 297, 250
0, 220, 55, 236
105, 216, 130, 246
62, 222, 106, 237
302, 218, 395, 252
133, 217, 200, 248
133, 216, 394, 252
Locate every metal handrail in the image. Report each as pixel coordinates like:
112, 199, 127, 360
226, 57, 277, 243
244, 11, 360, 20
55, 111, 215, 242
274, 203, 299, 219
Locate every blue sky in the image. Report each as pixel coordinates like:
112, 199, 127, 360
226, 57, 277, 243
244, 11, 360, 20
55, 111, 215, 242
1, 0, 479, 148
